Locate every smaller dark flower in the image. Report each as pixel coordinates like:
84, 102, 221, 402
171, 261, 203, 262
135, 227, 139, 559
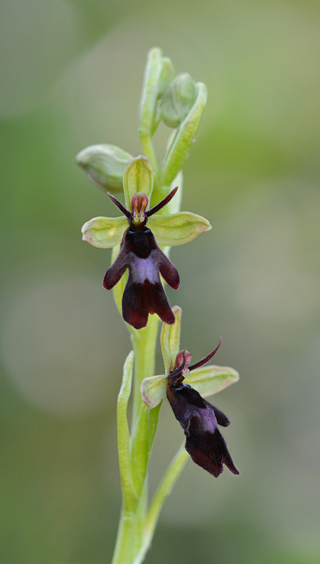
103, 188, 180, 330
166, 340, 239, 478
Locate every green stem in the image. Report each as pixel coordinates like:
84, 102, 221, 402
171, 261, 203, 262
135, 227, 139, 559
111, 506, 137, 564
133, 443, 189, 564
130, 316, 159, 427
140, 134, 158, 173
112, 316, 160, 563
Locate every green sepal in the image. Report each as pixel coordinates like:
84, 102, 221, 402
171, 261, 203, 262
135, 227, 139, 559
148, 211, 211, 246
151, 168, 183, 216
123, 156, 154, 210
76, 144, 133, 192
158, 82, 207, 188
81, 216, 127, 248
187, 365, 240, 398
160, 72, 197, 128
140, 364, 239, 410
166, 170, 183, 214
160, 306, 182, 374
140, 374, 166, 408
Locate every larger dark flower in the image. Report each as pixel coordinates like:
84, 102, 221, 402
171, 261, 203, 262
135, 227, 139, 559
82, 156, 211, 330
103, 189, 180, 329
166, 341, 239, 478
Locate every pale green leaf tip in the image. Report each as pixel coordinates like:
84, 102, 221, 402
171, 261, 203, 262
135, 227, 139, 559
124, 350, 134, 372
172, 305, 182, 315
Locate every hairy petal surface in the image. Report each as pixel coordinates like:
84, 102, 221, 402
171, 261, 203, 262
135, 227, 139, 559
158, 252, 180, 289
103, 247, 128, 289
122, 278, 175, 330
102, 225, 178, 329
166, 382, 239, 478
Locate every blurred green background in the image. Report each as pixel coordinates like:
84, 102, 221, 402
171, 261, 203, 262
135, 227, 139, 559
1, 0, 320, 562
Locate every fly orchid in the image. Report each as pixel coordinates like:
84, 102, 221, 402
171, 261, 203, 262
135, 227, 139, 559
166, 341, 239, 477
103, 188, 180, 329
81, 156, 212, 330
141, 306, 239, 477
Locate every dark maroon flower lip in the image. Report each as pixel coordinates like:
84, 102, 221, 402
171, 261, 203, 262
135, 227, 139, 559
166, 340, 239, 478
103, 189, 180, 330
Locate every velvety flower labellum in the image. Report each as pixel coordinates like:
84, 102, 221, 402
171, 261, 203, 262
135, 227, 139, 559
103, 189, 180, 330
166, 340, 239, 477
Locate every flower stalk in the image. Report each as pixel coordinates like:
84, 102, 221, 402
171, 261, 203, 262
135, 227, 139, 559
77, 47, 239, 564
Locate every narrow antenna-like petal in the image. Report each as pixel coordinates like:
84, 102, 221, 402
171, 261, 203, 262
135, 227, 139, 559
108, 193, 131, 219
189, 337, 223, 371
146, 186, 178, 217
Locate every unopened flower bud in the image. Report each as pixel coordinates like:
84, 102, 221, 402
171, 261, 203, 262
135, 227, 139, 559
139, 48, 175, 138
76, 144, 133, 193
160, 72, 197, 128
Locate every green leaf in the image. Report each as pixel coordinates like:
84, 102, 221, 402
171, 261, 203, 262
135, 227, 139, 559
160, 306, 182, 373
117, 351, 137, 510
81, 216, 127, 248
186, 365, 239, 397
140, 374, 166, 408
166, 170, 183, 214
123, 156, 154, 210
151, 169, 183, 216
148, 211, 211, 246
